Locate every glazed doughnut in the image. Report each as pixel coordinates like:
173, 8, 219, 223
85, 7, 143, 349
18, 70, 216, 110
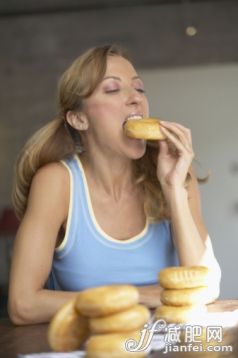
89, 304, 150, 334
85, 331, 146, 358
75, 285, 139, 317
124, 118, 166, 140
48, 298, 89, 352
160, 286, 215, 306
159, 266, 210, 289
155, 304, 207, 324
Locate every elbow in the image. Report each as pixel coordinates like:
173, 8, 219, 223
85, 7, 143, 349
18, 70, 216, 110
8, 295, 35, 326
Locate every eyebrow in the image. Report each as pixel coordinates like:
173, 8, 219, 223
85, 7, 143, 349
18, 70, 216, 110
102, 75, 142, 82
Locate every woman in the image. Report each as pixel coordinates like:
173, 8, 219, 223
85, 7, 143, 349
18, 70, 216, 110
8, 44, 221, 325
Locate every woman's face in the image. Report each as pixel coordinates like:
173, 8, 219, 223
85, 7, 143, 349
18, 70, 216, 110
81, 55, 149, 159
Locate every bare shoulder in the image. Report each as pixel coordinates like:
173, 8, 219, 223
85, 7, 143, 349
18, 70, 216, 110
33, 161, 69, 185
31, 161, 69, 197
26, 161, 70, 225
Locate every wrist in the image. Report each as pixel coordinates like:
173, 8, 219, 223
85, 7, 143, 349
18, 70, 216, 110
162, 184, 188, 207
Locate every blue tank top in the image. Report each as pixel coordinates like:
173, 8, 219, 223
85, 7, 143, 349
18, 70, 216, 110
47, 155, 178, 291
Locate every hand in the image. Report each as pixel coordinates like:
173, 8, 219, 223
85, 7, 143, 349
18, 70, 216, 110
156, 121, 194, 194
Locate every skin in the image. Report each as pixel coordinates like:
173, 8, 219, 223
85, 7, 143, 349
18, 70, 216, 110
8, 55, 221, 325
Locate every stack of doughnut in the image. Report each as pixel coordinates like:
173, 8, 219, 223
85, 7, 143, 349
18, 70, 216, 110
48, 285, 150, 357
155, 266, 215, 324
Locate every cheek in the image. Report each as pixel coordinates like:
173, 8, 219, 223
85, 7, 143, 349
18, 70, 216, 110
86, 100, 119, 120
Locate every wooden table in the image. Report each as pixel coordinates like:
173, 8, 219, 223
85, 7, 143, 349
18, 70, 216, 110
1, 300, 238, 358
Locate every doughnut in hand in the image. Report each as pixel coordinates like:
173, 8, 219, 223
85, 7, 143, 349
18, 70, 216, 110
124, 118, 165, 140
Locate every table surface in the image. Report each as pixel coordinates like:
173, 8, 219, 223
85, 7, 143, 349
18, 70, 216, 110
1, 300, 238, 358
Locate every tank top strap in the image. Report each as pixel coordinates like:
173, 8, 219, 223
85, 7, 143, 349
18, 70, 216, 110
54, 155, 86, 256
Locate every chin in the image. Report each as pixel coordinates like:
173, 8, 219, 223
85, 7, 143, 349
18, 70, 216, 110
126, 139, 146, 159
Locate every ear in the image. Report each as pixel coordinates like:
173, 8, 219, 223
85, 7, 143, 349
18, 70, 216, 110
66, 111, 89, 131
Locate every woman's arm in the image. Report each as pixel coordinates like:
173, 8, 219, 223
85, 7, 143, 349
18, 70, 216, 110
167, 175, 221, 299
8, 163, 79, 325
169, 168, 219, 267
157, 122, 221, 295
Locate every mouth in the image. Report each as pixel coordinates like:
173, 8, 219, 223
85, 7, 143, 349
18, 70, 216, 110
123, 114, 143, 126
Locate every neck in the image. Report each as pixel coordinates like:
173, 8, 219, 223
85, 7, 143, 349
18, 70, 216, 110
79, 151, 136, 201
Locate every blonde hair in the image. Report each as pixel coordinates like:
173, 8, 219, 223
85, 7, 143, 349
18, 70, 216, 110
12, 44, 169, 222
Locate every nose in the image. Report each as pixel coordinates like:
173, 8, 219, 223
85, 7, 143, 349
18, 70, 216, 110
126, 87, 143, 106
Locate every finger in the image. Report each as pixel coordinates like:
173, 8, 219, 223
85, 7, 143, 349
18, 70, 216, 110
160, 123, 193, 153
169, 122, 192, 143
160, 121, 191, 143
160, 126, 194, 157
160, 121, 192, 146
160, 120, 190, 133
171, 122, 192, 144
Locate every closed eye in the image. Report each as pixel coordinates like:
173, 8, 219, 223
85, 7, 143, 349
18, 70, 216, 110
136, 88, 146, 93
105, 89, 120, 93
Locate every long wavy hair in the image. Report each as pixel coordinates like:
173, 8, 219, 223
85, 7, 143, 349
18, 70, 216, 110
12, 44, 169, 221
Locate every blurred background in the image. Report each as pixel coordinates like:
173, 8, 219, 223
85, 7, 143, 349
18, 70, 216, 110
0, 0, 238, 317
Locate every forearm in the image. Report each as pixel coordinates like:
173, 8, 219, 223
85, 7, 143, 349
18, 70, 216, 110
168, 187, 220, 271
9, 285, 162, 325
169, 188, 206, 265
8, 288, 79, 325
